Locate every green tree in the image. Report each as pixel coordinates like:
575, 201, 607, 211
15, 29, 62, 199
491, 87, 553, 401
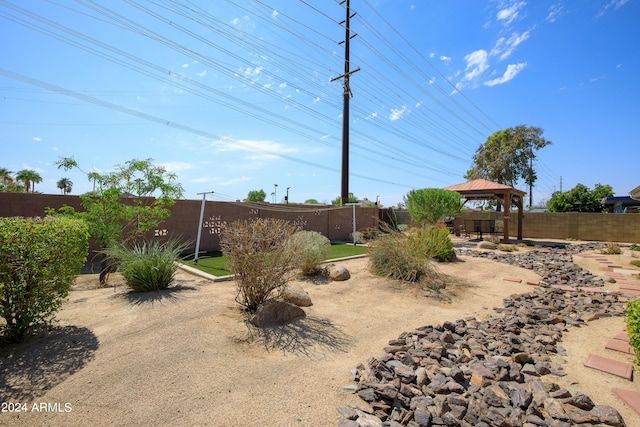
0, 168, 13, 186
465, 125, 551, 189
15, 169, 42, 193
53, 157, 184, 284
332, 192, 359, 206
547, 183, 613, 213
244, 189, 266, 202
56, 177, 73, 195
404, 188, 463, 226
304, 198, 319, 204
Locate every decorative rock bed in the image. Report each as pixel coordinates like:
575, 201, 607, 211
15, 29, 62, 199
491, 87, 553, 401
339, 242, 630, 426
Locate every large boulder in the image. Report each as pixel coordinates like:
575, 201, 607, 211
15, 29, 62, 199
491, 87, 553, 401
250, 300, 305, 327
281, 284, 313, 307
323, 263, 351, 281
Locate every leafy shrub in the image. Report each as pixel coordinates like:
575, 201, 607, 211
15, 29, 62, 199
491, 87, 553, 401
406, 225, 454, 262
396, 224, 408, 232
0, 216, 89, 342
349, 231, 363, 244
601, 243, 622, 255
498, 244, 519, 252
631, 260, 640, 268
625, 298, 640, 365
104, 239, 187, 292
631, 243, 640, 251
220, 218, 301, 312
287, 230, 331, 275
361, 227, 381, 241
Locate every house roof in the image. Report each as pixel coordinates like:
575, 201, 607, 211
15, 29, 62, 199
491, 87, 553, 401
630, 185, 640, 200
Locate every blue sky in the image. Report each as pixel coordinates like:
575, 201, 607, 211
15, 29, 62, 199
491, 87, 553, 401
1, 0, 638, 207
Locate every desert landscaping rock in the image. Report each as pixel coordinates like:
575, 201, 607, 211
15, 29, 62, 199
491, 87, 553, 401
249, 300, 306, 327
341, 242, 630, 426
324, 263, 351, 281
281, 284, 313, 306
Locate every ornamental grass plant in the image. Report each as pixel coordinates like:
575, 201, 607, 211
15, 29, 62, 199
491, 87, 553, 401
287, 230, 331, 275
104, 239, 187, 292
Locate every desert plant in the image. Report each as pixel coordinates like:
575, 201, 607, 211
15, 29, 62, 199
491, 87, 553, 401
349, 231, 364, 244
220, 218, 301, 312
287, 230, 331, 275
103, 239, 187, 292
498, 244, 519, 252
601, 243, 622, 255
406, 225, 454, 262
368, 230, 442, 289
631, 260, 640, 268
630, 243, 640, 251
0, 216, 89, 341
625, 298, 640, 365
404, 188, 462, 226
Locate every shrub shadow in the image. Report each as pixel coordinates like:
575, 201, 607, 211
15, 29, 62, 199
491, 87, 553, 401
247, 315, 353, 357
0, 325, 99, 401
122, 283, 198, 306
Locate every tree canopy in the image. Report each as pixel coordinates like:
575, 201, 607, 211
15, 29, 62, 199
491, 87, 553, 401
15, 169, 42, 193
244, 189, 266, 202
465, 125, 551, 189
404, 188, 463, 226
547, 183, 613, 212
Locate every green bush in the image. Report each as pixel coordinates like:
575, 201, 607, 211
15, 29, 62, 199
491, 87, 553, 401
630, 243, 640, 251
406, 225, 454, 262
0, 216, 89, 341
631, 260, 640, 268
625, 298, 640, 365
287, 231, 331, 275
104, 239, 187, 292
220, 218, 301, 312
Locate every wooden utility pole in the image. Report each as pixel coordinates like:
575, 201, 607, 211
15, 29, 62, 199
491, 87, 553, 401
331, 0, 359, 206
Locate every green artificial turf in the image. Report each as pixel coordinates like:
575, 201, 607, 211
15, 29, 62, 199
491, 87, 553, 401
182, 243, 368, 277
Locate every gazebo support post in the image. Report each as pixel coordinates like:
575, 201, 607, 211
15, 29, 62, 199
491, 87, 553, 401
502, 193, 511, 243
516, 196, 523, 240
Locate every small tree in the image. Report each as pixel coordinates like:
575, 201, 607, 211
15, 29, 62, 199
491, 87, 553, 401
244, 189, 266, 202
304, 198, 319, 204
404, 188, 462, 226
15, 169, 42, 193
53, 157, 184, 284
220, 218, 301, 312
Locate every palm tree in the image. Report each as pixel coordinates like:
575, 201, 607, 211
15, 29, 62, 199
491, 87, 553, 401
56, 177, 73, 195
0, 167, 14, 186
15, 169, 43, 193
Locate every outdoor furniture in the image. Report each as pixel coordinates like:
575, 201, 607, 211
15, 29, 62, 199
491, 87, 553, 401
464, 219, 496, 239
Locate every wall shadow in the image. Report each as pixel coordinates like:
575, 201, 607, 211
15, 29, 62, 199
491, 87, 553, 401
0, 325, 99, 401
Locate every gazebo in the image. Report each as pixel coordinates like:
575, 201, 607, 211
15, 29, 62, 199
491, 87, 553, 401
444, 179, 526, 242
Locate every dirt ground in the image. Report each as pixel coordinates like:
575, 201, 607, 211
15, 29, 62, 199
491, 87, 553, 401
1, 239, 640, 427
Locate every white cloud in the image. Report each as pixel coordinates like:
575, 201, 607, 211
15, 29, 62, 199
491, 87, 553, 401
440, 55, 452, 65
596, 0, 630, 18
33, 137, 42, 141
463, 49, 489, 81
546, 4, 564, 23
215, 137, 298, 159
215, 176, 251, 186
497, 1, 526, 25
160, 161, 196, 173
366, 111, 378, 120
271, 9, 278, 19
390, 105, 409, 121
52, 146, 59, 151
484, 62, 527, 86
198, 70, 207, 77
490, 28, 532, 60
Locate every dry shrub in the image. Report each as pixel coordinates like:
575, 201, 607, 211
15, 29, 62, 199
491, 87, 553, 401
601, 242, 622, 255
498, 244, 518, 252
287, 230, 331, 275
220, 218, 301, 312
368, 229, 443, 290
